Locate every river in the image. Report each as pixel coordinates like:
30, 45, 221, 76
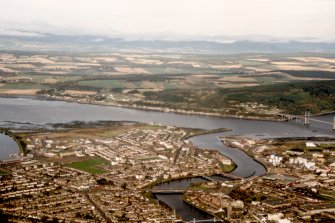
0, 132, 20, 160
0, 97, 334, 221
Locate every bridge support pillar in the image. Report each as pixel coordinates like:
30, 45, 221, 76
304, 111, 310, 125
333, 117, 335, 131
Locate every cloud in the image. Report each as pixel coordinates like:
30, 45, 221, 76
0, 0, 334, 41
0, 29, 44, 37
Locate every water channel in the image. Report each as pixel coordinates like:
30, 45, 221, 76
0, 132, 20, 161
0, 97, 334, 221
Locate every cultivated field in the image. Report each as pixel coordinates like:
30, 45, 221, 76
1, 51, 334, 116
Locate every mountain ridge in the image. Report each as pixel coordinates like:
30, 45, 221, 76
1, 34, 335, 54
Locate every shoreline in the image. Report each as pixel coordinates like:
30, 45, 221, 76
0, 94, 284, 122
1, 94, 334, 121
220, 138, 269, 177
10, 94, 335, 121
2, 94, 334, 221
0, 129, 27, 158
221, 135, 335, 179
182, 196, 220, 220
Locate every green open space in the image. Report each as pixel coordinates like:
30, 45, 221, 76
0, 169, 10, 175
0, 83, 43, 90
66, 157, 109, 174
220, 163, 236, 173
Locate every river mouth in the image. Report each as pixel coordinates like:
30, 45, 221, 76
0, 132, 20, 161
1, 97, 335, 221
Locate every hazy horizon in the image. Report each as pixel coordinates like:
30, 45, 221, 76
1, 0, 335, 42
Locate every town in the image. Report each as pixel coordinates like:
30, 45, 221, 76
1, 0, 335, 222
0, 122, 234, 222
179, 136, 335, 222
2, 120, 335, 222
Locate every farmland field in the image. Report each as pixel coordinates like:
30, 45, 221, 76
1, 51, 335, 117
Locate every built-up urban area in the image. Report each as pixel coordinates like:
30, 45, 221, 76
0, 123, 234, 222
179, 136, 335, 222
1, 121, 335, 222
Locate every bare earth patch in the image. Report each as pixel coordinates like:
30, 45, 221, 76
42, 78, 58, 84
240, 83, 260, 87
245, 67, 270, 72
64, 90, 97, 95
219, 76, 257, 82
127, 58, 164, 65
114, 67, 150, 74
0, 89, 40, 95
191, 74, 219, 78
42, 65, 87, 71
271, 62, 301, 66
2, 76, 33, 82
137, 88, 164, 93
0, 65, 16, 73
0, 53, 17, 63
290, 57, 335, 64
247, 58, 270, 62
5, 64, 37, 69
39, 71, 67, 75
274, 64, 335, 72
140, 81, 164, 89
94, 57, 118, 62
17, 56, 55, 64
167, 61, 201, 68
210, 64, 242, 69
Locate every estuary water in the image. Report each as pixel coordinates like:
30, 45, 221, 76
0, 97, 334, 221
0, 97, 333, 174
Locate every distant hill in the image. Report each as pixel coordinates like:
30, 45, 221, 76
1, 34, 335, 54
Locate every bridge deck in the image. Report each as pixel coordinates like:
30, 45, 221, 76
278, 113, 334, 129
150, 189, 186, 194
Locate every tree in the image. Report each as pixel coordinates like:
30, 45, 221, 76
121, 182, 127, 189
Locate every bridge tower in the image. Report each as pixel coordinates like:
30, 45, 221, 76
304, 111, 310, 125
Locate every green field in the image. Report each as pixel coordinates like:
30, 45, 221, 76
221, 163, 236, 173
78, 80, 124, 89
1, 52, 335, 118
0, 83, 43, 90
0, 169, 10, 175
66, 157, 109, 174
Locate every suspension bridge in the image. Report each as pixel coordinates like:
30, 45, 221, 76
278, 111, 335, 131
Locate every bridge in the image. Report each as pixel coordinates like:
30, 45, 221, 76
279, 111, 335, 131
184, 218, 223, 222
150, 189, 186, 194
210, 172, 243, 180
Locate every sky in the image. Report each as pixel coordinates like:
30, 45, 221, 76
0, 0, 334, 41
